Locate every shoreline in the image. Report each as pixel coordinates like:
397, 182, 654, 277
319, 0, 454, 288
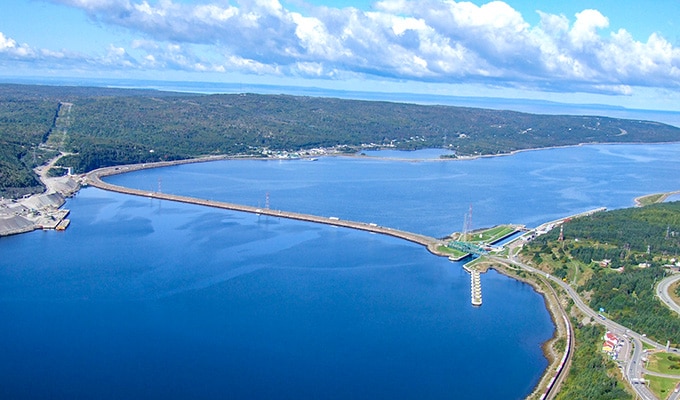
634, 190, 680, 207
3, 145, 674, 397
339, 140, 680, 164
82, 156, 573, 399
471, 257, 572, 399
5, 139, 680, 212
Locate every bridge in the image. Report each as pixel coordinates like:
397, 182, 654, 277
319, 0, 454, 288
447, 240, 488, 256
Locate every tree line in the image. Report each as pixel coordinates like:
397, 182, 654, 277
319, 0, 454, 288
3, 83, 680, 196
525, 201, 680, 345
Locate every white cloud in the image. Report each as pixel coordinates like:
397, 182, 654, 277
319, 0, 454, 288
226, 55, 281, 75
16, 0, 678, 94
0, 32, 18, 51
569, 9, 609, 51
0, 32, 36, 58
291, 12, 348, 59
193, 4, 239, 23
294, 61, 325, 76
102, 44, 137, 67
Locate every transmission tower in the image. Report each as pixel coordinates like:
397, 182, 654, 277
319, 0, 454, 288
462, 204, 473, 241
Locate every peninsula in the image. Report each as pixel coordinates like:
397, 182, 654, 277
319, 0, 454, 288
3, 83, 680, 200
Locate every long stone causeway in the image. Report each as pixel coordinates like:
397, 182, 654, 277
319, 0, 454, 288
76, 158, 605, 400
87, 164, 498, 308
85, 158, 608, 311
84, 160, 442, 253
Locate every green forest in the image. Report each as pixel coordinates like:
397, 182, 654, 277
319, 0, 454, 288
0, 89, 56, 196
555, 324, 631, 400
3, 83, 680, 197
523, 201, 680, 345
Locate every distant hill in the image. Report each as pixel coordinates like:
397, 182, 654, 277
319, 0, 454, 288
2, 83, 680, 197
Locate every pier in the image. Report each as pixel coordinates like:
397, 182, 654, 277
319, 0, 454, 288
464, 265, 483, 306
471, 270, 482, 306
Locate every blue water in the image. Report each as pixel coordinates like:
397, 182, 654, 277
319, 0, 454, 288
110, 143, 680, 237
2, 143, 680, 399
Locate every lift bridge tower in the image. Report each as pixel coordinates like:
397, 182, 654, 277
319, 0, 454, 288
463, 204, 473, 241
448, 204, 488, 256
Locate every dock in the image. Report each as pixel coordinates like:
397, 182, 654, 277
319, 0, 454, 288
37, 209, 71, 230
55, 219, 70, 231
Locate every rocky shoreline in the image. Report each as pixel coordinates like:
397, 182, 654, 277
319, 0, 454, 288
0, 173, 80, 237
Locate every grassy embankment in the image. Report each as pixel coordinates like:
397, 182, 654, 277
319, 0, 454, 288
466, 225, 517, 244
647, 352, 680, 374
433, 245, 468, 259
645, 353, 680, 399
635, 191, 680, 207
645, 352, 680, 398
646, 375, 679, 399
435, 224, 519, 260
672, 280, 680, 307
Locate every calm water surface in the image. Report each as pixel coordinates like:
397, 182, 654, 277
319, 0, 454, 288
1, 143, 679, 399
112, 143, 680, 237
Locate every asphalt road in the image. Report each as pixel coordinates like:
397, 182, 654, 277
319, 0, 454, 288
657, 273, 680, 315
499, 252, 675, 400
655, 273, 680, 400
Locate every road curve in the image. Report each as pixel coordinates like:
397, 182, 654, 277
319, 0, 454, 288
656, 273, 680, 316
502, 253, 671, 400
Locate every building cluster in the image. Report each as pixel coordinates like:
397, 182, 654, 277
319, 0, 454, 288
602, 331, 622, 360
261, 147, 334, 159
0, 192, 70, 236
665, 258, 680, 272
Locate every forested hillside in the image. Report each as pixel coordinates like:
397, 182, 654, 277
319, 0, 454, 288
0, 87, 57, 196
3, 83, 680, 196
523, 201, 680, 345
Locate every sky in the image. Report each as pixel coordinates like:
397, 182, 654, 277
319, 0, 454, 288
1, 0, 680, 111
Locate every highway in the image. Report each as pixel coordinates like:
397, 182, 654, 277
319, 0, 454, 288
655, 273, 680, 400
499, 247, 680, 400
657, 273, 680, 315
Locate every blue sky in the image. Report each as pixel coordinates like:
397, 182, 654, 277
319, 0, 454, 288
1, 0, 680, 111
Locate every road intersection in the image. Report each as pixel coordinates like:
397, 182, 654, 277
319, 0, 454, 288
494, 239, 680, 400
